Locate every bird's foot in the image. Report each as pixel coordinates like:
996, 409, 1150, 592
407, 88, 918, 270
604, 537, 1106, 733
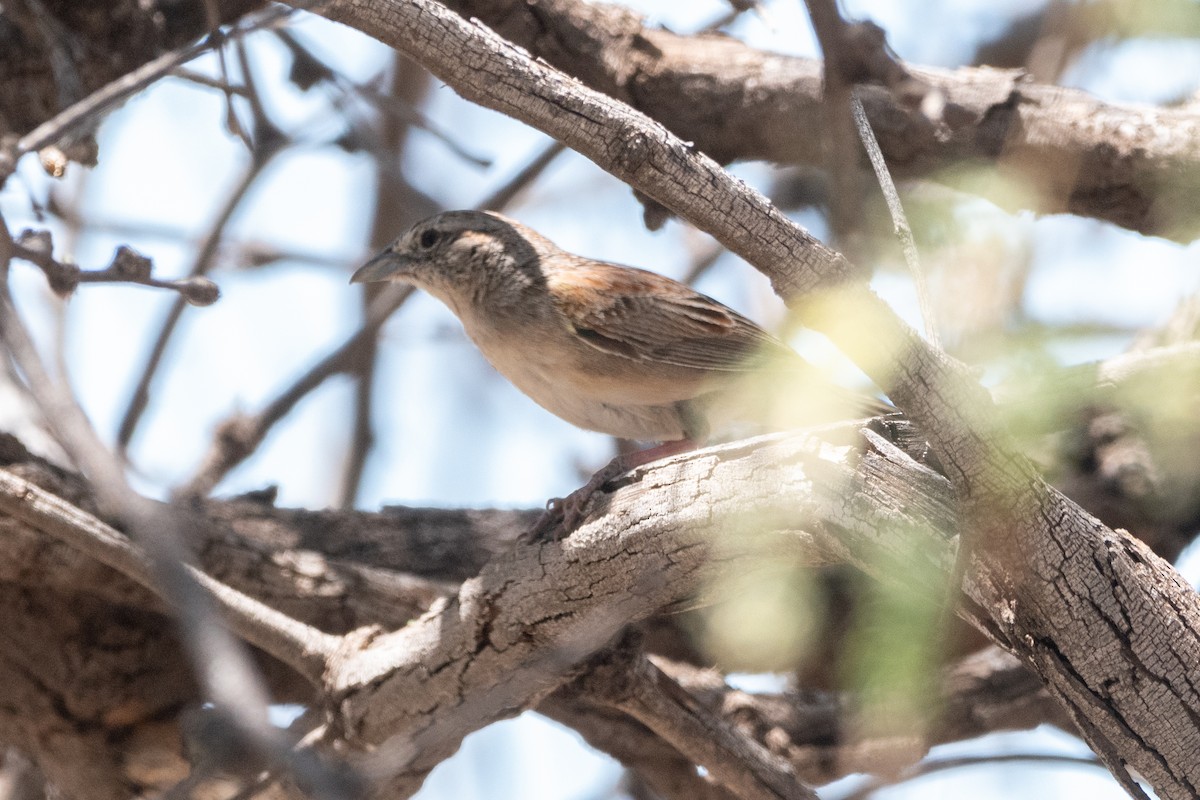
524, 457, 630, 543
522, 439, 699, 543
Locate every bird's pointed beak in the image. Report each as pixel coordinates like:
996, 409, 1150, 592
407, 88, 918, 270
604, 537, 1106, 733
350, 249, 410, 284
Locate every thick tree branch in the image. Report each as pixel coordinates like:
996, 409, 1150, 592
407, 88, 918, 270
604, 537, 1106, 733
578, 638, 818, 800
433, 0, 1200, 242
663, 645, 1073, 784
319, 427, 959, 796
0, 469, 339, 683
538, 692, 740, 800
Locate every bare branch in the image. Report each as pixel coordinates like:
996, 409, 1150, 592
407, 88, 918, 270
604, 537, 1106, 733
474, 140, 565, 210
116, 145, 280, 455
314, 0, 1197, 241
11, 232, 220, 305
320, 425, 959, 795
579, 638, 818, 800
0, 421, 1132, 794
661, 645, 1072, 785
10, 0, 1200, 238
836, 753, 1107, 800
178, 285, 413, 499
849, 97, 937, 347
539, 692, 740, 800
0, 469, 338, 683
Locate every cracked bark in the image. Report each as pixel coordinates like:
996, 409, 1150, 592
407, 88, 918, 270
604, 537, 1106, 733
0, 423, 1058, 798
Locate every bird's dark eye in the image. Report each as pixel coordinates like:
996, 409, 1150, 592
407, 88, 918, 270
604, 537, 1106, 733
419, 229, 440, 249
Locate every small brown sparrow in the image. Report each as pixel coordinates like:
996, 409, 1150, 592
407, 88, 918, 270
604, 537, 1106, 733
351, 211, 887, 528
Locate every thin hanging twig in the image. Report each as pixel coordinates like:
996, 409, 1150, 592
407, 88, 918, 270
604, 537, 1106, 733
850, 94, 940, 348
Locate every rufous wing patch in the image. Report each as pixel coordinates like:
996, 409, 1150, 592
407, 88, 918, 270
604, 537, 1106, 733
548, 261, 791, 371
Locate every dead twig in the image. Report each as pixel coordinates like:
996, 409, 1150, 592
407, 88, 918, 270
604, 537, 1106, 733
11, 230, 219, 305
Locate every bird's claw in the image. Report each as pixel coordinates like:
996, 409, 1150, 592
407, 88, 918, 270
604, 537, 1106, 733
521, 457, 631, 543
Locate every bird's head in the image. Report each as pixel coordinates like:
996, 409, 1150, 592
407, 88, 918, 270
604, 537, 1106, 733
350, 210, 549, 312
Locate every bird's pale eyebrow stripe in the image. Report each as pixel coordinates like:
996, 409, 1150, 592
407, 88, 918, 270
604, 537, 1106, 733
455, 230, 492, 247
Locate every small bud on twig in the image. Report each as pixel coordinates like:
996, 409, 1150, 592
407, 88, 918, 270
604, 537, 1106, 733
110, 246, 153, 281
177, 277, 221, 307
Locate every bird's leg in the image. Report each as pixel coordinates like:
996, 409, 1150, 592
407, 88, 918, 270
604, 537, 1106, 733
524, 438, 699, 542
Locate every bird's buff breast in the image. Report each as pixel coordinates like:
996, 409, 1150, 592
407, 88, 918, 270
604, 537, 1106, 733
461, 318, 706, 440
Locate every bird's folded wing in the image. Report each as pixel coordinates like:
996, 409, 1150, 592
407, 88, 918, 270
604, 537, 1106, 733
548, 260, 794, 372
548, 260, 895, 419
